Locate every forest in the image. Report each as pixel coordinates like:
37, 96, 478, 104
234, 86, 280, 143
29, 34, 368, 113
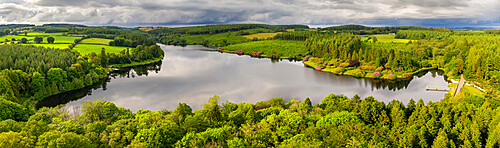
0, 90, 498, 147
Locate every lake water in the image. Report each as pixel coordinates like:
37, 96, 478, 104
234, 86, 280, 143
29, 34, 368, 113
38, 45, 450, 111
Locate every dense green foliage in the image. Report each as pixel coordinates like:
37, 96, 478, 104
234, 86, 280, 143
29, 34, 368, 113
321, 25, 452, 35
109, 32, 156, 47
0, 91, 498, 147
0, 45, 107, 119
273, 31, 320, 41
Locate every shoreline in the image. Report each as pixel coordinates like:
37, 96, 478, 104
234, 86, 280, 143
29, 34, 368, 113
218, 49, 297, 60
303, 60, 444, 81
111, 56, 164, 68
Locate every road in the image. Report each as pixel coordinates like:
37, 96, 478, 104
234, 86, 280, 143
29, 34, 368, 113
454, 74, 465, 97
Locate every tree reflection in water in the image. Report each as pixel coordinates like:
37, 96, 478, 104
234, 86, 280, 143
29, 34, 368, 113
36, 61, 163, 109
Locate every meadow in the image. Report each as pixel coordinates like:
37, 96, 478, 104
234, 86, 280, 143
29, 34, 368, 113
0, 35, 34, 42
26, 32, 63, 36
27, 44, 71, 49
223, 40, 306, 57
73, 44, 129, 55
368, 35, 416, 43
79, 38, 113, 45
243, 32, 281, 39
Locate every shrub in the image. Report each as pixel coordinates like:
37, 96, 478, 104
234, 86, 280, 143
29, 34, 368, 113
398, 67, 404, 72
348, 59, 360, 67
375, 66, 384, 71
20, 38, 28, 44
302, 57, 309, 62
315, 65, 325, 71
250, 51, 262, 58
34, 36, 43, 43
351, 69, 365, 77
333, 67, 345, 74
360, 65, 376, 71
373, 72, 381, 78
236, 50, 244, 55
402, 73, 412, 78
388, 74, 397, 80
340, 63, 349, 68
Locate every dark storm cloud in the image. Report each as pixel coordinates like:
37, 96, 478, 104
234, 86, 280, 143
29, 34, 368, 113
0, 0, 498, 27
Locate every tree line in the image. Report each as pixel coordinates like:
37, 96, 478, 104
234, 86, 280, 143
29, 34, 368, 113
148, 24, 309, 36
320, 25, 452, 35
0, 90, 498, 147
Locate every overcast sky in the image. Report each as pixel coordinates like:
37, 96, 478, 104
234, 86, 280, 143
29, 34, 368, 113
0, 0, 499, 27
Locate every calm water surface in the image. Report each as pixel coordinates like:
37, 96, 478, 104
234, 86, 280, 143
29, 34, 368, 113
38, 45, 450, 111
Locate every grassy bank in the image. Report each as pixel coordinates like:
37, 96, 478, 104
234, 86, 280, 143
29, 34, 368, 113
222, 40, 307, 58
73, 44, 130, 55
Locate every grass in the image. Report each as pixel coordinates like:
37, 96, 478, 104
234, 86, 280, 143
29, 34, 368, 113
26, 32, 63, 36
448, 83, 485, 98
26, 44, 71, 49
0, 35, 35, 42
243, 32, 281, 39
360, 37, 370, 42
73, 44, 130, 55
368, 35, 416, 43
18, 32, 83, 44
223, 40, 307, 57
80, 38, 112, 45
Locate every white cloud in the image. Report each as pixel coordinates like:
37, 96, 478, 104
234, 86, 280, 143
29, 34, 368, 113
0, 0, 498, 26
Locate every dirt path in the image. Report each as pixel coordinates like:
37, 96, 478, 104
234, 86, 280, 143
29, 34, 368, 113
454, 74, 465, 97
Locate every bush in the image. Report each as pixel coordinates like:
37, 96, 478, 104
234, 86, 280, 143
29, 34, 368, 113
373, 72, 381, 78
333, 67, 345, 74
360, 65, 376, 71
20, 38, 28, 44
351, 69, 365, 77
375, 66, 384, 72
349, 59, 360, 67
34, 36, 43, 44
402, 73, 412, 78
236, 50, 244, 55
47, 37, 55, 43
388, 74, 397, 80
315, 65, 325, 71
340, 63, 349, 68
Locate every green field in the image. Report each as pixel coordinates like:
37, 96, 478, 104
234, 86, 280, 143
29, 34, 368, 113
26, 44, 71, 49
0, 35, 35, 42
243, 32, 281, 39
74, 44, 129, 55
360, 36, 370, 41
26, 32, 63, 36
80, 38, 112, 45
369, 35, 416, 43
223, 40, 307, 57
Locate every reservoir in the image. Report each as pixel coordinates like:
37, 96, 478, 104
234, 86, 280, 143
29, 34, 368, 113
38, 45, 450, 111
